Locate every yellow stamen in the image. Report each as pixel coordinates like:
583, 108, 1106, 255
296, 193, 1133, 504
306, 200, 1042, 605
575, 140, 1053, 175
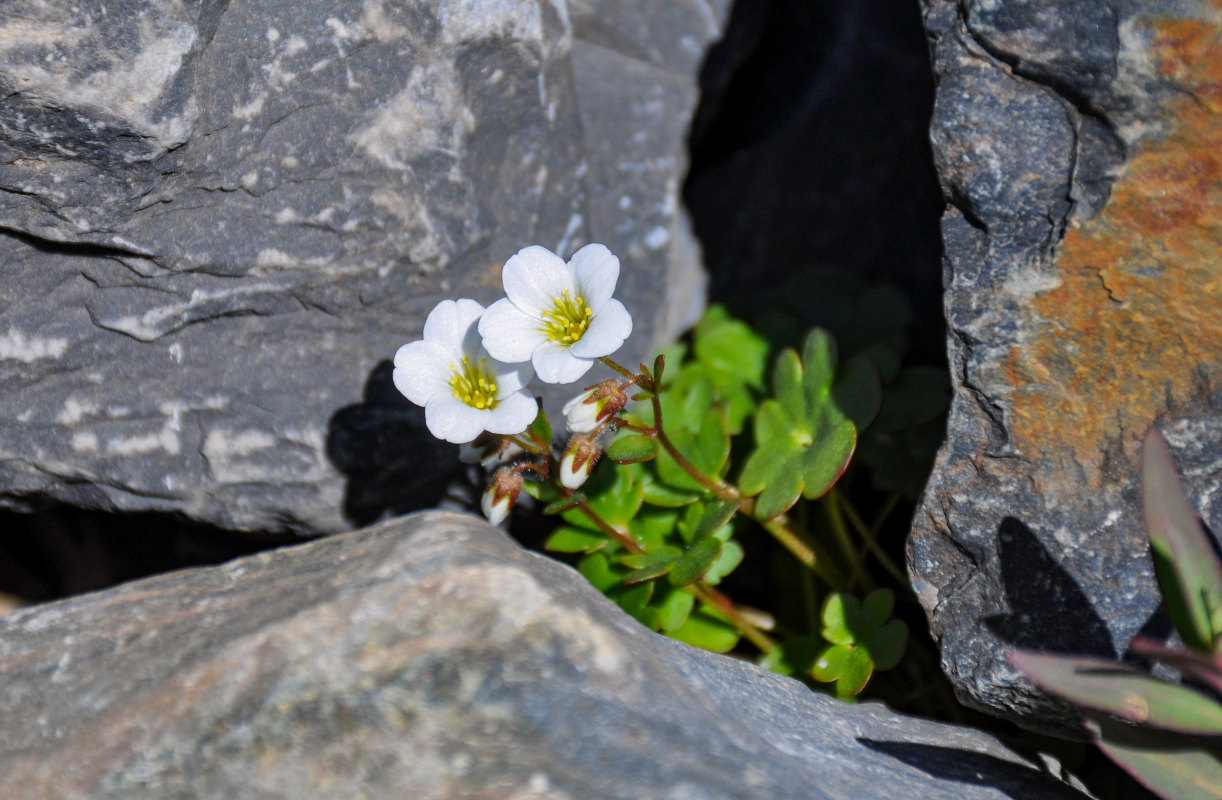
538, 288, 593, 346
449, 355, 499, 410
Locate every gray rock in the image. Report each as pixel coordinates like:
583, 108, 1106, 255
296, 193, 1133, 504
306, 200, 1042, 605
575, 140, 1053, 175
0, 0, 726, 534
911, 0, 1222, 734
0, 510, 1092, 799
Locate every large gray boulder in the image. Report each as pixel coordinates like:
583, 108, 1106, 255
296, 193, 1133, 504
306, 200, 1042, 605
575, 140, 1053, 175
911, 0, 1222, 733
0, 510, 1092, 799
0, 0, 724, 534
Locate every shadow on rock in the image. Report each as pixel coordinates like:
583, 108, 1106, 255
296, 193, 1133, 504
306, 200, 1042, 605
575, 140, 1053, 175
984, 516, 1115, 658
857, 740, 1091, 800
326, 361, 465, 527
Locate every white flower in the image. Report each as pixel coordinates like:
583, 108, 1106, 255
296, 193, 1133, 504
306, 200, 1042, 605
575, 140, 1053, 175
393, 299, 538, 444
478, 244, 633, 384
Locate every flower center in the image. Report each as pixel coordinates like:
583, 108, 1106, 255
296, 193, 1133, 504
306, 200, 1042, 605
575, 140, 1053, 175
539, 289, 593, 346
449, 355, 499, 410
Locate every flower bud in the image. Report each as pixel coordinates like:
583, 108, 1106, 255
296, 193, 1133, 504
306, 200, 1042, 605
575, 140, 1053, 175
559, 435, 600, 490
562, 379, 628, 434
459, 434, 524, 468
481, 467, 523, 525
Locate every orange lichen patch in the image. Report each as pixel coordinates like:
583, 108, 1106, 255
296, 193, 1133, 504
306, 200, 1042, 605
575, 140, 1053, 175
1004, 12, 1222, 487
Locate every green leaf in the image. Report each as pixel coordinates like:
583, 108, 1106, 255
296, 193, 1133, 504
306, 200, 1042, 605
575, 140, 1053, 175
640, 469, 702, 507
669, 604, 740, 653
752, 450, 804, 520
835, 647, 875, 697
811, 643, 875, 696
1012, 650, 1222, 736
654, 411, 729, 493
578, 552, 625, 592
821, 593, 859, 647
772, 348, 805, 417
701, 539, 743, 586
1088, 716, 1222, 800
811, 642, 852, 682
560, 460, 643, 529
542, 493, 585, 515
544, 525, 608, 554
1142, 428, 1222, 654
688, 498, 742, 543
613, 581, 654, 621
527, 402, 552, 445
692, 304, 771, 389
798, 408, 856, 500
801, 329, 838, 404
606, 434, 660, 463
832, 354, 883, 430
653, 586, 696, 632
669, 537, 724, 587
620, 546, 682, 584
861, 588, 896, 629
869, 619, 909, 671
740, 328, 858, 514
627, 506, 681, 551
759, 633, 822, 677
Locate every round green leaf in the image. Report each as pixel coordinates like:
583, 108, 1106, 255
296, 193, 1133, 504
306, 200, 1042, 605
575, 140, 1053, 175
654, 586, 696, 632
544, 525, 608, 554
702, 539, 744, 586
669, 604, 740, 653
866, 619, 908, 671
832, 354, 882, 430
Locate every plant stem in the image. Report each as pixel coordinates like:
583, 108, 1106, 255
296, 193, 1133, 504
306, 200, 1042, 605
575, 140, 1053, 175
572, 496, 642, 553
599, 356, 640, 383
822, 491, 865, 588
687, 582, 776, 654
755, 514, 844, 589
834, 489, 909, 587
648, 394, 740, 503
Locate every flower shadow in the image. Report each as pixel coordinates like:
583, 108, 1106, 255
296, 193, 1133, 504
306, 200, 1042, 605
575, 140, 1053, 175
325, 360, 465, 527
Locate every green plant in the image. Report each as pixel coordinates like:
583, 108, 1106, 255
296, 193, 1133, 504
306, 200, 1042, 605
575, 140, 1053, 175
394, 244, 950, 702
1011, 429, 1222, 800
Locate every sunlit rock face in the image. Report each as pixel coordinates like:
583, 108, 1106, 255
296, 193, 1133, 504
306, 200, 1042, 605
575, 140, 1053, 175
0, 0, 722, 534
0, 511, 1091, 799
911, 0, 1222, 734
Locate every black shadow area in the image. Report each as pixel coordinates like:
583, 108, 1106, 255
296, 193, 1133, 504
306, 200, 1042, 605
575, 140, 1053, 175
326, 360, 465, 527
984, 517, 1115, 658
857, 740, 1092, 800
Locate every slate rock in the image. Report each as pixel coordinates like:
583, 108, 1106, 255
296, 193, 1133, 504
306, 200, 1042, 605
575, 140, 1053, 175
0, 509, 1093, 799
911, 0, 1222, 734
0, 0, 726, 534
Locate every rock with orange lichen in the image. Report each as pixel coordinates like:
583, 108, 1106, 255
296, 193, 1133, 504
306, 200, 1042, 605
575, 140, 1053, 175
912, 0, 1222, 736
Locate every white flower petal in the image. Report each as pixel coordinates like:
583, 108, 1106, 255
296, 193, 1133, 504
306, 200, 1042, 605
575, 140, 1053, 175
484, 390, 538, 435
479, 298, 547, 363
569, 299, 632, 358
423, 298, 484, 348
502, 245, 575, 314
425, 397, 489, 443
393, 340, 453, 404
569, 243, 620, 309
492, 357, 535, 395
533, 340, 593, 384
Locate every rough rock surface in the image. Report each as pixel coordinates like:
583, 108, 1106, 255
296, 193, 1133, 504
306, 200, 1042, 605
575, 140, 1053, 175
911, 0, 1222, 733
0, 0, 726, 534
0, 510, 1092, 799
